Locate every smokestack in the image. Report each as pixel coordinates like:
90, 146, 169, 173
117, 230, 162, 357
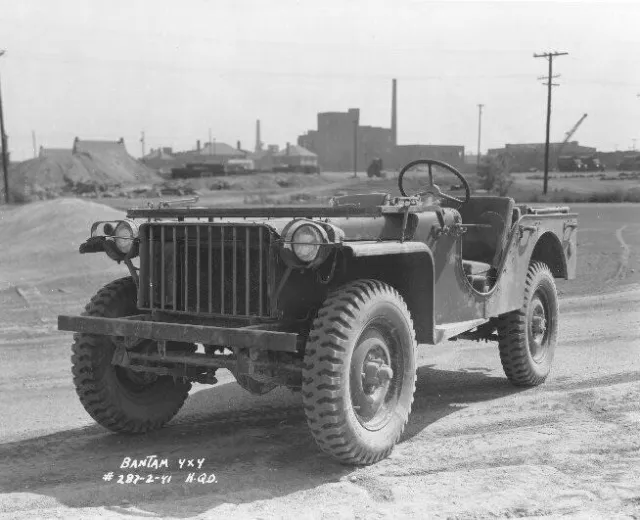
197, 139, 201, 152
255, 120, 262, 152
391, 78, 397, 146
237, 140, 242, 150
286, 142, 290, 155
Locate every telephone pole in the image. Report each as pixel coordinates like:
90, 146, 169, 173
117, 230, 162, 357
352, 113, 359, 178
476, 103, 484, 173
140, 131, 145, 158
534, 50, 568, 195
0, 50, 9, 204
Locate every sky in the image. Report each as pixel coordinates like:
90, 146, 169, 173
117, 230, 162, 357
1, 0, 640, 161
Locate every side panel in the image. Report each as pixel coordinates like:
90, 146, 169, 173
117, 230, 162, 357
348, 213, 577, 342
425, 213, 577, 325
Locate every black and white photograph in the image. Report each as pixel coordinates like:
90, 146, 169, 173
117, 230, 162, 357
0, 1, 639, 518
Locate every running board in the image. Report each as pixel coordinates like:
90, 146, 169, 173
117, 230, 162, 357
434, 318, 489, 343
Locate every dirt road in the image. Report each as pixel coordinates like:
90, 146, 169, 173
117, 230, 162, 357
0, 284, 639, 519
0, 201, 639, 519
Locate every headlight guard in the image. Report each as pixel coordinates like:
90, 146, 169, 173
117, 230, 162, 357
280, 220, 332, 268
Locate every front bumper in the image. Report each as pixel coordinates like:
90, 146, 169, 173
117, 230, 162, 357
57, 315, 299, 352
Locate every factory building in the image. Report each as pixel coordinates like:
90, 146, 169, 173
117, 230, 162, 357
298, 79, 465, 172
488, 141, 597, 172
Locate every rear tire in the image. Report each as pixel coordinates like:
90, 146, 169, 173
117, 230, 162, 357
302, 280, 417, 465
71, 277, 192, 433
496, 262, 559, 386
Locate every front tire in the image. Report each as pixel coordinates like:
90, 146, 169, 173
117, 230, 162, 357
71, 277, 193, 433
302, 280, 417, 465
496, 262, 559, 386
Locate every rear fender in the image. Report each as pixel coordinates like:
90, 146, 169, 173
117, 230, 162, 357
486, 214, 577, 316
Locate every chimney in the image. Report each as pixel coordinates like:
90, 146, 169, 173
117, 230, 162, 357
237, 140, 242, 150
197, 139, 201, 152
391, 78, 397, 146
255, 120, 262, 152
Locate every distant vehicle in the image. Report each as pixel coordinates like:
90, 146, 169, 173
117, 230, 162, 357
557, 156, 585, 172
579, 155, 605, 172
225, 159, 255, 174
367, 158, 384, 178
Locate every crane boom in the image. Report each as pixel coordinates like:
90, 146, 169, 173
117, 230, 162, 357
558, 113, 588, 155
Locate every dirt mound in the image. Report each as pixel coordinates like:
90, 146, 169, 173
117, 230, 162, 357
0, 198, 125, 286
6, 148, 160, 202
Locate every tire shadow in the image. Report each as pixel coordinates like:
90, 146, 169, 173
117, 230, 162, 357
0, 364, 524, 518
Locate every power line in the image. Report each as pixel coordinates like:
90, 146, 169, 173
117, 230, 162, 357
534, 51, 568, 195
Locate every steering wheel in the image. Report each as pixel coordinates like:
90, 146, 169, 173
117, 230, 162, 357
398, 159, 471, 205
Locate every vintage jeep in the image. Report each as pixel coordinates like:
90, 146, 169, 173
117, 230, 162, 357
58, 159, 577, 465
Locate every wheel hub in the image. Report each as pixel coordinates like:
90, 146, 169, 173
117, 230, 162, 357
529, 296, 548, 360
362, 359, 394, 392
351, 333, 397, 426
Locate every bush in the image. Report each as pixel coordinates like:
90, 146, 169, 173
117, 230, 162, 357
477, 154, 513, 196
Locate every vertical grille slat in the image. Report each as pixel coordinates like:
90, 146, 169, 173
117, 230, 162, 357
172, 227, 177, 311
196, 226, 201, 312
149, 225, 154, 308
245, 228, 250, 316
208, 226, 213, 314
232, 227, 237, 315
258, 227, 264, 316
141, 223, 273, 318
220, 226, 225, 315
184, 225, 189, 312
160, 226, 166, 310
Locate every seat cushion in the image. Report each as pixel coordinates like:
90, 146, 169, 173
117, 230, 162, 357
462, 260, 492, 276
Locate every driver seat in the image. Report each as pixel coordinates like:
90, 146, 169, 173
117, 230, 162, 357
444, 196, 516, 291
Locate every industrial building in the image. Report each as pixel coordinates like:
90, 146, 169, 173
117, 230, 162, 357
487, 141, 596, 172
297, 79, 465, 171
298, 109, 395, 171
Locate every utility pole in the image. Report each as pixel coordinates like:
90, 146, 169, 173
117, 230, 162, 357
32, 130, 37, 158
0, 50, 9, 204
534, 50, 568, 195
140, 131, 145, 158
352, 116, 358, 178
476, 103, 484, 173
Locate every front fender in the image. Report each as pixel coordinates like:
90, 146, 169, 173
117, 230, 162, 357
342, 240, 436, 344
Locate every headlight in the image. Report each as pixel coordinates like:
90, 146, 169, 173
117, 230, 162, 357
292, 224, 323, 263
114, 220, 138, 255
281, 220, 331, 268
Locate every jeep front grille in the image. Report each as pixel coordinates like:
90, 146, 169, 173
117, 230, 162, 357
138, 223, 273, 318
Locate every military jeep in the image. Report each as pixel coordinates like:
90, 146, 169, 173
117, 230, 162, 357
59, 159, 578, 465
